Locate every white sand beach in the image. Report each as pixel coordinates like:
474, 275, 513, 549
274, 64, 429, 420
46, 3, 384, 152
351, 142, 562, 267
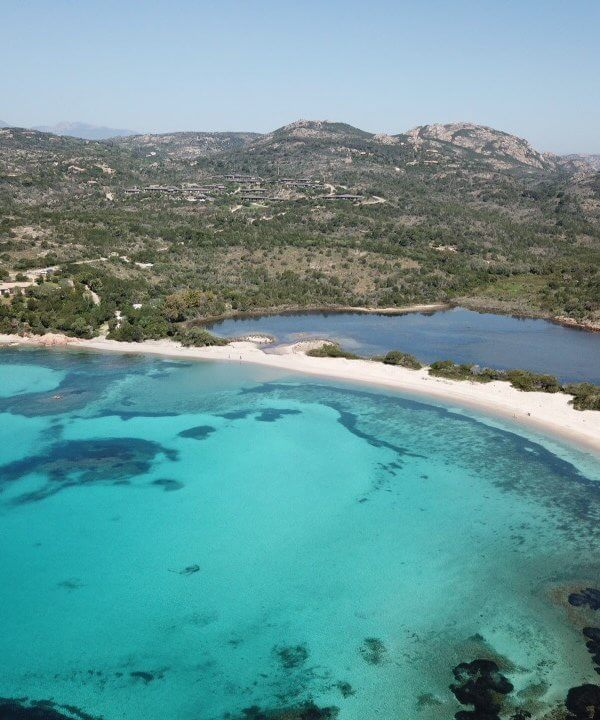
2, 332, 599, 454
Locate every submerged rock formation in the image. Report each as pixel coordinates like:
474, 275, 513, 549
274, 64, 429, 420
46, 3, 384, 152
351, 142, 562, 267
582, 627, 600, 675
0, 437, 177, 503
565, 684, 600, 719
568, 588, 600, 611
0, 697, 99, 719
449, 659, 514, 720
235, 703, 338, 720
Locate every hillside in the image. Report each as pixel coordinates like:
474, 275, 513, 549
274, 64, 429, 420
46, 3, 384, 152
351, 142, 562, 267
0, 119, 599, 341
115, 130, 261, 160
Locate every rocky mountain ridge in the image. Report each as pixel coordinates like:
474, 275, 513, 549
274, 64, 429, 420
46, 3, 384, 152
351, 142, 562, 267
565, 153, 600, 171
403, 122, 588, 173
1, 118, 597, 175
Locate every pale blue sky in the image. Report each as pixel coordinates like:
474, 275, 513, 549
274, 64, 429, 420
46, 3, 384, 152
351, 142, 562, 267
1, 0, 599, 153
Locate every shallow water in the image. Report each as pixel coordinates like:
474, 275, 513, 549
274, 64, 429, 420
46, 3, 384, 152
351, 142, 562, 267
0, 348, 599, 720
206, 307, 600, 383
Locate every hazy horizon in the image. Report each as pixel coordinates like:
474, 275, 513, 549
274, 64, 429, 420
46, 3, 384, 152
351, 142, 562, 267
2, 0, 599, 154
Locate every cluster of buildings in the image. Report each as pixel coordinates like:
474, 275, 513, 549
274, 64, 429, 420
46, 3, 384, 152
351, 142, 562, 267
123, 175, 365, 205
124, 183, 226, 202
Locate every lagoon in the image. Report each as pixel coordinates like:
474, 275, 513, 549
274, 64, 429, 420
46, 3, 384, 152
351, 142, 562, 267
206, 307, 600, 383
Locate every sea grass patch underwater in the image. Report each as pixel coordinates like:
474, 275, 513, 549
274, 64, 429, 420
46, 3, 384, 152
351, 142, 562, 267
0, 349, 599, 720
0, 437, 177, 504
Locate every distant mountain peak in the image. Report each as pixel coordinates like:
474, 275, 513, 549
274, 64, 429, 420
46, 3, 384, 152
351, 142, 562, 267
266, 119, 372, 144
32, 121, 137, 140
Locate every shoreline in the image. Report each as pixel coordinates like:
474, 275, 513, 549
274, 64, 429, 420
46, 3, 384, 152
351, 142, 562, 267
1, 333, 600, 456
455, 299, 600, 333
198, 301, 600, 333
198, 302, 451, 325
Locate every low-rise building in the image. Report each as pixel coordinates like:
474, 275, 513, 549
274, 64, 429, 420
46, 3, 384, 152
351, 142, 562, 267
0, 281, 32, 297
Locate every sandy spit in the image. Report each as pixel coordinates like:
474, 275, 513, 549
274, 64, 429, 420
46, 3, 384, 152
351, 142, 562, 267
1, 333, 599, 455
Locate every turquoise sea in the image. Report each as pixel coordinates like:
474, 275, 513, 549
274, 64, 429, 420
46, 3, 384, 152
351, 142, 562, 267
1, 348, 599, 720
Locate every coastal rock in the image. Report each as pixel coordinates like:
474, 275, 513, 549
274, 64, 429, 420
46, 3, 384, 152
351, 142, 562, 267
6, 332, 74, 347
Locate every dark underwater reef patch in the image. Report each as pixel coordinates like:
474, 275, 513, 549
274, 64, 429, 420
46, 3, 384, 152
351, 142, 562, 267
178, 424, 216, 440
0, 697, 100, 720
450, 659, 514, 720
218, 408, 302, 422
239, 384, 416, 458
274, 644, 309, 670
99, 410, 181, 420
255, 408, 301, 422
231, 703, 338, 720
169, 563, 200, 576
219, 409, 253, 420
359, 637, 387, 665
151, 478, 184, 491
0, 377, 103, 417
569, 588, 600, 611
328, 402, 418, 458
129, 669, 166, 683
334, 681, 354, 698
566, 684, 600, 719
583, 627, 600, 675
0, 437, 177, 503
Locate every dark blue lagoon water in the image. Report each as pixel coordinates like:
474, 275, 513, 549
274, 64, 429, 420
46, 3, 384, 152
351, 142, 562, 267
206, 307, 600, 383
0, 347, 599, 720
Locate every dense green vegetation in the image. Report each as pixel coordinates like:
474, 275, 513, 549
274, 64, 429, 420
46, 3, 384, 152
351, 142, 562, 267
380, 350, 423, 369
306, 343, 360, 359
1, 121, 599, 341
563, 382, 600, 410
173, 327, 228, 347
